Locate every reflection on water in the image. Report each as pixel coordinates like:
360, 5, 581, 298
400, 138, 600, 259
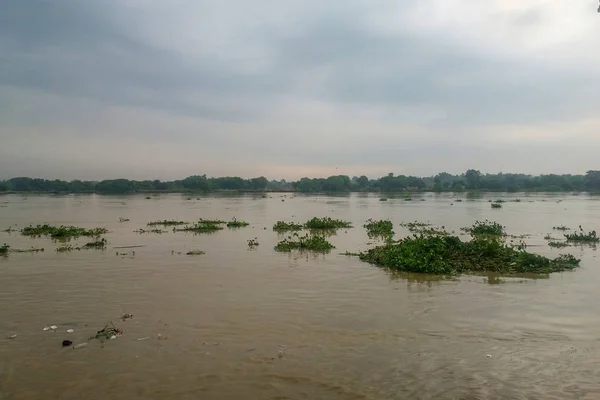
1, 192, 600, 399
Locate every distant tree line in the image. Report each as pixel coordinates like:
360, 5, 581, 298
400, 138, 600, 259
0, 170, 599, 194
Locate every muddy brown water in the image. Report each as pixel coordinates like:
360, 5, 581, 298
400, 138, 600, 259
0, 192, 599, 399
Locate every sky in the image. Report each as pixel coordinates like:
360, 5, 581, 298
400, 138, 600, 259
1, 0, 599, 181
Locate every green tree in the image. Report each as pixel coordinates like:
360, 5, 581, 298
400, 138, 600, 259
585, 170, 600, 191
465, 169, 481, 190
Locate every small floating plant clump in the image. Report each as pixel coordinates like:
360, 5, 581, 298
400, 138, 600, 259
227, 218, 249, 228
491, 203, 502, 209
0, 243, 9, 255
564, 226, 600, 243
118, 217, 130, 223
462, 220, 505, 237
363, 219, 394, 237
272, 221, 303, 232
56, 238, 107, 252
274, 233, 334, 252
21, 224, 108, 240
304, 217, 352, 230
399, 221, 431, 231
134, 228, 168, 234
174, 221, 224, 233
186, 249, 205, 255
553, 225, 570, 231
400, 221, 446, 235
147, 220, 188, 226
247, 238, 259, 247
548, 241, 570, 248
379, 198, 388, 202
358, 222, 580, 275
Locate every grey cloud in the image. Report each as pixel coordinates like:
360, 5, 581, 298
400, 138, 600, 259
2, 0, 597, 128
1, 0, 599, 179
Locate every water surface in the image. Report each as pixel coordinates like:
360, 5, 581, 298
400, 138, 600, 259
1, 193, 599, 399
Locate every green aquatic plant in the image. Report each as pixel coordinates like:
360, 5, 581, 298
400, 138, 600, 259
272, 221, 303, 232
359, 234, 580, 275
274, 233, 334, 252
247, 238, 259, 247
82, 238, 107, 249
364, 219, 394, 237
118, 217, 130, 223
174, 221, 223, 233
553, 225, 570, 231
379, 198, 388, 202
564, 226, 600, 243
0, 243, 9, 255
56, 238, 107, 252
147, 220, 188, 226
399, 221, 431, 230
548, 241, 570, 248
491, 203, 502, 209
462, 220, 505, 237
227, 218, 249, 228
134, 228, 168, 234
198, 219, 226, 224
304, 217, 352, 230
21, 224, 108, 240
186, 249, 205, 255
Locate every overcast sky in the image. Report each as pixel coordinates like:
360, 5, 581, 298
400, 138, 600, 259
1, 1, 599, 180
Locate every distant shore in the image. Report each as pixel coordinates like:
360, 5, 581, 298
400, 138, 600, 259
1, 170, 599, 194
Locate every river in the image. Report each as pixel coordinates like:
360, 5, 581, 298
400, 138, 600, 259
1, 192, 599, 399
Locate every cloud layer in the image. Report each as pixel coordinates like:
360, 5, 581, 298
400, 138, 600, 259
1, 0, 599, 180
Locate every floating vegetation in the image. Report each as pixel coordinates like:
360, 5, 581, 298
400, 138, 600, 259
379, 198, 388, 202
399, 221, 431, 231
227, 218, 249, 228
56, 245, 74, 252
274, 233, 334, 252
11, 247, 44, 253
359, 230, 580, 275
247, 238, 259, 247
341, 251, 360, 256
548, 241, 570, 248
564, 226, 600, 243
118, 217, 130, 223
186, 249, 205, 255
174, 221, 223, 233
455, 199, 463, 202
272, 221, 303, 232
462, 220, 505, 237
21, 224, 108, 240
553, 225, 570, 231
304, 217, 352, 230
90, 321, 123, 341
363, 219, 394, 237
493, 199, 505, 203
147, 220, 188, 226
198, 219, 226, 224
56, 238, 107, 252
82, 238, 107, 249
491, 203, 502, 209
544, 234, 559, 241
0, 244, 10, 255
134, 228, 168, 234
404, 196, 412, 201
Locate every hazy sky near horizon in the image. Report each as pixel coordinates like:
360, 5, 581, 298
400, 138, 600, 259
1, 1, 599, 180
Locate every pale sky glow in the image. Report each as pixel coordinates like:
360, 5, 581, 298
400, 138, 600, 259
1, 0, 598, 180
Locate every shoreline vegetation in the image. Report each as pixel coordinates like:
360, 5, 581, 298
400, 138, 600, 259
0, 170, 599, 194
